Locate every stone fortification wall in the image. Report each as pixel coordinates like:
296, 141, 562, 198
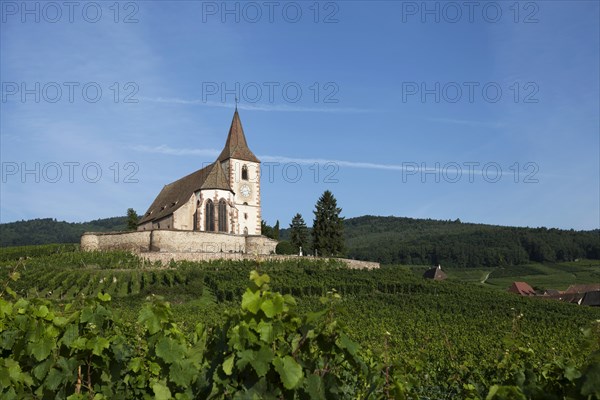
80, 231, 376, 269
150, 230, 246, 253
81, 230, 277, 256
81, 231, 151, 252
139, 253, 379, 269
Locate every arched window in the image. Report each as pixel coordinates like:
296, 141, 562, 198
242, 165, 248, 180
218, 199, 227, 232
243, 227, 248, 236
205, 200, 215, 232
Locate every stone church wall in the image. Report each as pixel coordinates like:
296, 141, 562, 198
246, 235, 277, 255
81, 230, 277, 255
81, 231, 151, 252
150, 230, 246, 253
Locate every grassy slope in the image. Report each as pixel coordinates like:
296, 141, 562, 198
415, 260, 600, 290
483, 260, 600, 290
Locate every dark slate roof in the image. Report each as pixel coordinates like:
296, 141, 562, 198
139, 162, 232, 224
217, 110, 260, 163
423, 266, 447, 280
580, 290, 600, 306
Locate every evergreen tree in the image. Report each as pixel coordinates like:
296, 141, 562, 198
126, 208, 139, 231
312, 190, 345, 257
261, 220, 275, 239
289, 213, 309, 252
273, 220, 280, 240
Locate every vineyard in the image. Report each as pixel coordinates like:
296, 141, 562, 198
1, 245, 600, 399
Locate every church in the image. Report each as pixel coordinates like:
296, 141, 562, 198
81, 109, 277, 256
137, 108, 262, 236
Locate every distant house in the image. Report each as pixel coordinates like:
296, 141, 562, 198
543, 289, 561, 296
423, 265, 447, 281
579, 291, 600, 307
508, 282, 536, 296
564, 284, 600, 294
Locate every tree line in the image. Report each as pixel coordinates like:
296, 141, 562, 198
264, 190, 345, 257
0, 217, 128, 247
342, 215, 600, 267
3, 197, 598, 268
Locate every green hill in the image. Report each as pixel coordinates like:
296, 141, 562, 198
0, 217, 127, 247
2, 214, 599, 268
281, 215, 600, 267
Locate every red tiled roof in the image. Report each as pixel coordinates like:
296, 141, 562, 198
508, 282, 536, 296
564, 284, 600, 294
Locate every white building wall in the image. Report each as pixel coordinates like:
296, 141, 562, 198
173, 194, 195, 230
196, 189, 236, 233
227, 159, 261, 235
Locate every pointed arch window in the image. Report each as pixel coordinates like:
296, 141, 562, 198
205, 200, 215, 232
242, 165, 248, 180
218, 199, 227, 232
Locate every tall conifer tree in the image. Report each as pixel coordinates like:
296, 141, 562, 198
126, 208, 139, 231
312, 191, 345, 256
289, 213, 309, 251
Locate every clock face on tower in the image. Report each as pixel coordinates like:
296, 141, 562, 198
240, 184, 251, 198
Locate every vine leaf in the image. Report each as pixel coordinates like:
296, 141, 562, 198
241, 289, 262, 314
223, 354, 235, 376
155, 337, 185, 364
88, 336, 110, 356
152, 380, 172, 400
260, 296, 284, 318
273, 356, 303, 390
29, 336, 54, 361
169, 360, 195, 387
250, 347, 273, 378
138, 306, 161, 335
305, 374, 326, 399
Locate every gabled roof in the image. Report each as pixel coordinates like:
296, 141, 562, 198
139, 162, 232, 224
508, 282, 536, 296
564, 284, 600, 294
217, 109, 260, 163
423, 265, 447, 280
544, 289, 561, 296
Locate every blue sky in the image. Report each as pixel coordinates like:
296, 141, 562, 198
1, 1, 598, 230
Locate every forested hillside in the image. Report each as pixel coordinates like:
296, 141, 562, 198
0, 217, 127, 246
281, 215, 600, 267
343, 216, 600, 266
3, 215, 599, 268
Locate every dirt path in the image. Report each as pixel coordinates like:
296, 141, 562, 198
481, 272, 491, 284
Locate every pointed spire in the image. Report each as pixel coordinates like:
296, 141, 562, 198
217, 109, 260, 163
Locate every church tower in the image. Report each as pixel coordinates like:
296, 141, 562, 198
217, 109, 261, 235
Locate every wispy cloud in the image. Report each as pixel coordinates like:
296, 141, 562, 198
133, 145, 492, 174
427, 117, 505, 128
139, 96, 375, 113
